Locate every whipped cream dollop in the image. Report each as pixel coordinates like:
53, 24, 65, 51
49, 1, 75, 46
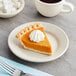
0, 0, 21, 13
29, 30, 45, 42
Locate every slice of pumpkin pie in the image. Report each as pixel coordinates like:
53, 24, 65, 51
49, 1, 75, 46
16, 23, 53, 55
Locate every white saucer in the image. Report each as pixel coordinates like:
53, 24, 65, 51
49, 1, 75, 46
8, 22, 69, 63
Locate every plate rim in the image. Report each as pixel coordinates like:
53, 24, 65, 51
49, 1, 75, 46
8, 21, 69, 63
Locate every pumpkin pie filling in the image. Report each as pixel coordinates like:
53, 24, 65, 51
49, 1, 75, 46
16, 23, 52, 55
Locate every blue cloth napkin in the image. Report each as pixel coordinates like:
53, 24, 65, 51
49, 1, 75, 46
0, 56, 53, 76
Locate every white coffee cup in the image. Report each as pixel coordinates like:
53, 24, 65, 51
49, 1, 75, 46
35, 0, 74, 17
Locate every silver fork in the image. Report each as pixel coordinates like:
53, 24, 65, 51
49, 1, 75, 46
0, 59, 34, 76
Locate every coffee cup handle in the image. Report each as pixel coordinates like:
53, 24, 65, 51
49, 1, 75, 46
61, 2, 74, 13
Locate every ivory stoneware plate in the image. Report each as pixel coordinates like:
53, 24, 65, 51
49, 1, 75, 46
8, 22, 69, 63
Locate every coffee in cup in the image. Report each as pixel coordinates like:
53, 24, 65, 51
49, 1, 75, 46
40, 0, 61, 3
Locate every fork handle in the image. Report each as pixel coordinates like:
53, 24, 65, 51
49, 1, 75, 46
21, 74, 35, 76
20, 72, 34, 76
